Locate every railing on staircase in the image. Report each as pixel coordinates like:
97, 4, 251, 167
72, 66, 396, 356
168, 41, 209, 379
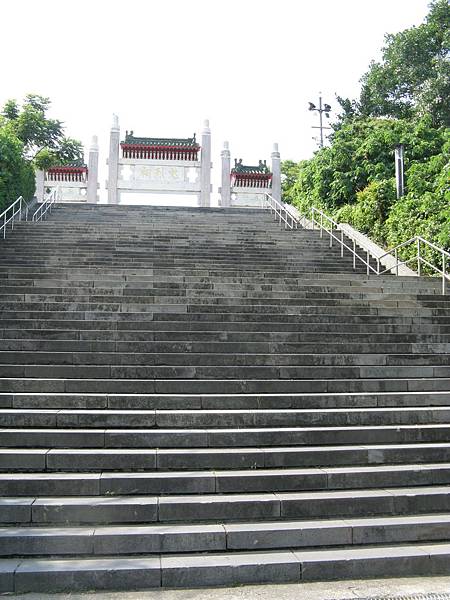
265, 193, 298, 230
32, 187, 60, 223
0, 196, 25, 240
264, 193, 449, 294
378, 237, 450, 295
310, 206, 376, 276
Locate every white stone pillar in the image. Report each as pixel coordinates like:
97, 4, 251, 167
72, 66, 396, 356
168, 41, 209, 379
35, 170, 45, 203
220, 141, 231, 208
107, 114, 120, 205
271, 143, 281, 202
199, 119, 211, 207
87, 135, 99, 203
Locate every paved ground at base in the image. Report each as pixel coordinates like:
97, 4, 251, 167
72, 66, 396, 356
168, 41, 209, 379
5, 576, 450, 599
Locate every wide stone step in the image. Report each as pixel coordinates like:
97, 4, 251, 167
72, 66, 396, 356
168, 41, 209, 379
0, 351, 448, 367
2, 407, 450, 429
2, 391, 449, 410
1, 376, 448, 394
3, 512, 450, 557
3, 424, 449, 448
1, 339, 449, 356
3, 485, 450, 525
3, 462, 450, 496
6, 301, 445, 316
0, 272, 440, 293
3, 311, 447, 325
2, 320, 448, 335
3, 541, 450, 592
2, 318, 448, 333
3, 443, 450, 472
1, 364, 449, 380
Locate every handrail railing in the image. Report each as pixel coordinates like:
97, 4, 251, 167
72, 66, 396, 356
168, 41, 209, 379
378, 236, 449, 295
265, 196, 449, 295
310, 206, 377, 276
0, 196, 24, 240
264, 193, 299, 230
32, 187, 60, 223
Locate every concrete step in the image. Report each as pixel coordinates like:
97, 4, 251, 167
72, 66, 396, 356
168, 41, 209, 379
1, 376, 448, 394
2, 391, 449, 410
3, 423, 450, 448
2, 406, 450, 429
1, 364, 449, 381
1, 351, 449, 367
3, 443, 450, 472
3, 541, 450, 592
3, 462, 450, 496
3, 485, 450, 525
3, 513, 450, 557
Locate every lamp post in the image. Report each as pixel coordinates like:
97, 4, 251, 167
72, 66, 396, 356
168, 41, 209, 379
308, 94, 332, 148
395, 144, 405, 198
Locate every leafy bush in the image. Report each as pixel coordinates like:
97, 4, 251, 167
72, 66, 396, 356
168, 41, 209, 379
0, 126, 35, 212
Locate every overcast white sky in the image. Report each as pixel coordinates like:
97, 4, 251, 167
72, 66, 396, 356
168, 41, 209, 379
1, 0, 430, 203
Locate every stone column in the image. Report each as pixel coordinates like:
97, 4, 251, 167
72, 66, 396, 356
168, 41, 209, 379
107, 114, 120, 205
34, 170, 45, 203
87, 135, 99, 203
199, 119, 211, 207
271, 142, 281, 202
220, 141, 231, 208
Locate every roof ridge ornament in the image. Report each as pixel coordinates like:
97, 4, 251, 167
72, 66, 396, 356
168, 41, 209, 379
122, 132, 199, 147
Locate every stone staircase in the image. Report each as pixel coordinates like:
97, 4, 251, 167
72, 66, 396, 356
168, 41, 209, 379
0, 204, 450, 593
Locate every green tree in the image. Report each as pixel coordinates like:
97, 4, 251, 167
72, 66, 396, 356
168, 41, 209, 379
359, 0, 450, 126
0, 94, 83, 210
0, 126, 35, 212
1, 94, 83, 170
283, 0, 450, 272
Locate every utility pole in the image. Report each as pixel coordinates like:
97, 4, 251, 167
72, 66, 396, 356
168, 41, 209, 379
308, 93, 332, 148
395, 144, 405, 198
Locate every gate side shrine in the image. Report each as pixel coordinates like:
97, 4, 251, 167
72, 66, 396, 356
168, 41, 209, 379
35, 136, 99, 204
106, 116, 212, 206
219, 141, 281, 208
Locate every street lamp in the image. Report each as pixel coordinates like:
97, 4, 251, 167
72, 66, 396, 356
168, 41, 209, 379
308, 94, 332, 148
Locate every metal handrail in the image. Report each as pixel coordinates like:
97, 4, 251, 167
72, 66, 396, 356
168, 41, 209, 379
0, 196, 24, 240
32, 187, 60, 222
264, 193, 299, 230
378, 236, 449, 294
310, 206, 377, 276
267, 199, 448, 294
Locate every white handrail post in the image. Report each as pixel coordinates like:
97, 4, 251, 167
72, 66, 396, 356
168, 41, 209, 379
417, 238, 421, 276
377, 257, 380, 275
366, 250, 370, 276
3, 212, 6, 239
352, 239, 356, 270
395, 249, 398, 276
320, 213, 323, 238
340, 230, 344, 257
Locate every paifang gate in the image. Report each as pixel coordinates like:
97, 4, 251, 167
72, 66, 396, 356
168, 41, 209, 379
106, 115, 212, 206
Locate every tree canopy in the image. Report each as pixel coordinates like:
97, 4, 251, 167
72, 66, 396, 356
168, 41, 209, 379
356, 0, 449, 127
1, 94, 83, 170
283, 0, 450, 271
0, 94, 83, 211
